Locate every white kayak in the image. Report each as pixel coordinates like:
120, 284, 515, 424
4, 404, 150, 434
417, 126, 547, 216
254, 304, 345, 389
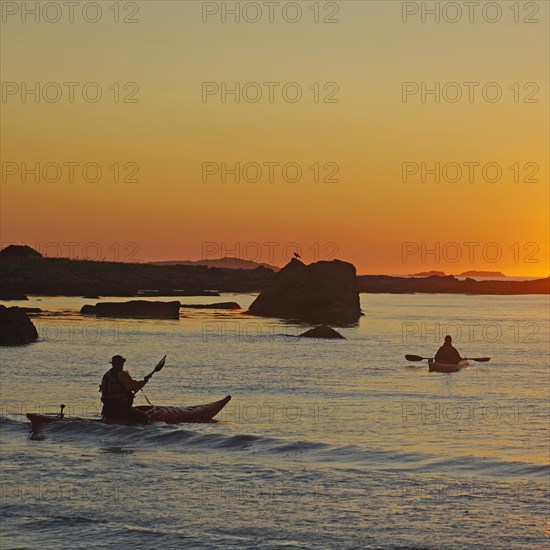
428, 359, 469, 373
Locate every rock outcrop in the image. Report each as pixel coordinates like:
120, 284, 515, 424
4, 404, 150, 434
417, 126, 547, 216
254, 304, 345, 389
299, 325, 345, 339
81, 300, 181, 319
248, 259, 361, 324
0, 305, 39, 346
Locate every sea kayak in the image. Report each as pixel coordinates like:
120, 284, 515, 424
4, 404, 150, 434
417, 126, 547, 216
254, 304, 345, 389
26, 395, 231, 429
428, 359, 469, 373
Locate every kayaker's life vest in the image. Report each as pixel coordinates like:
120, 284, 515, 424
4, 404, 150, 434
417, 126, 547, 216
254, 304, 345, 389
100, 368, 133, 405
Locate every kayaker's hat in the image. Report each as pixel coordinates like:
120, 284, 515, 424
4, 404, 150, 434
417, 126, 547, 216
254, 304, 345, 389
110, 355, 126, 365
444, 335, 452, 343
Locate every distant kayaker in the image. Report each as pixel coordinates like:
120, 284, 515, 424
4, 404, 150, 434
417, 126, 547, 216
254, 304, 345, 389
434, 335, 462, 365
100, 355, 150, 424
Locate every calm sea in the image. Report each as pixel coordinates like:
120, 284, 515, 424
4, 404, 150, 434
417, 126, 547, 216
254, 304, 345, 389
1, 293, 548, 549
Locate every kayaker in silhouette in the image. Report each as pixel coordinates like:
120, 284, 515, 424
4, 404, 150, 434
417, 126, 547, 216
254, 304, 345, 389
100, 355, 150, 424
434, 335, 463, 365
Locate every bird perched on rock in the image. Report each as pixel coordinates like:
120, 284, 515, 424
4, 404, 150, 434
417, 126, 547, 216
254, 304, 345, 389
293, 252, 301, 259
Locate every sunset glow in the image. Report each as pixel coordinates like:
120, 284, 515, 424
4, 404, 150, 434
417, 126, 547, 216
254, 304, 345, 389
1, 2, 548, 276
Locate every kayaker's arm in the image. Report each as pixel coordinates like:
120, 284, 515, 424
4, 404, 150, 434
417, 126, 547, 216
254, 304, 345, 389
118, 370, 146, 392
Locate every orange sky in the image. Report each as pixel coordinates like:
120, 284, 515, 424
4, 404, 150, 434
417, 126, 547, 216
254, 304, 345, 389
1, 1, 548, 276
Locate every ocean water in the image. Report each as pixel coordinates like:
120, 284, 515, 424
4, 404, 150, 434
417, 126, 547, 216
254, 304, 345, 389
0, 293, 548, 549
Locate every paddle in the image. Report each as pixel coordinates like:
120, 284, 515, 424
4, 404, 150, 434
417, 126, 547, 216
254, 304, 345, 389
136, 355, 167, 408
405, 354, 490, 362
143, 355, 167, 382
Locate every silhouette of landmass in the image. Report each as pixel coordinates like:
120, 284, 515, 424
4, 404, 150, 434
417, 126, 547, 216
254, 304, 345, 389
0, 247, 547, 296
150, 257, 280, 271
409, 270, 508, 278
357, 275, 548, 294
1, 256, 274, 296
408, 270, 446, 277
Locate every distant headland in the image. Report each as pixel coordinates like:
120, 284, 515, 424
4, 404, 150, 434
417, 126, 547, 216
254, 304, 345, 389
457, 270, 506, 278
409, 270, 507, 278
357, 274, 548, 294
408, 270, 446, 277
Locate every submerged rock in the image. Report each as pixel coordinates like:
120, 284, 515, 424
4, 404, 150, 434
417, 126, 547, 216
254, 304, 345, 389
180, 302, 241, 309
0, 305, 38, 346
81, 300, 181, 319
248, 258, 361, 324
299, 325, 345, 339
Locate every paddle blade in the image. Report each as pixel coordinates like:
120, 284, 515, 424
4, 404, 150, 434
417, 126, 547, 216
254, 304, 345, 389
469, 357, 491, 362
154, 355, 166, 372
405, 355, 426, 362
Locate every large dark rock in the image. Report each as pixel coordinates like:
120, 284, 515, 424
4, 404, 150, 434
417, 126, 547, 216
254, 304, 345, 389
248, 258, 361, 324
0, 305, 39, 346
299, 325, 345, 339
81, 300, 181, 319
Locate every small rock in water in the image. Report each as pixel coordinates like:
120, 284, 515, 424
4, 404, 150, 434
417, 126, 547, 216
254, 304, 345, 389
299, 325, 345, 339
